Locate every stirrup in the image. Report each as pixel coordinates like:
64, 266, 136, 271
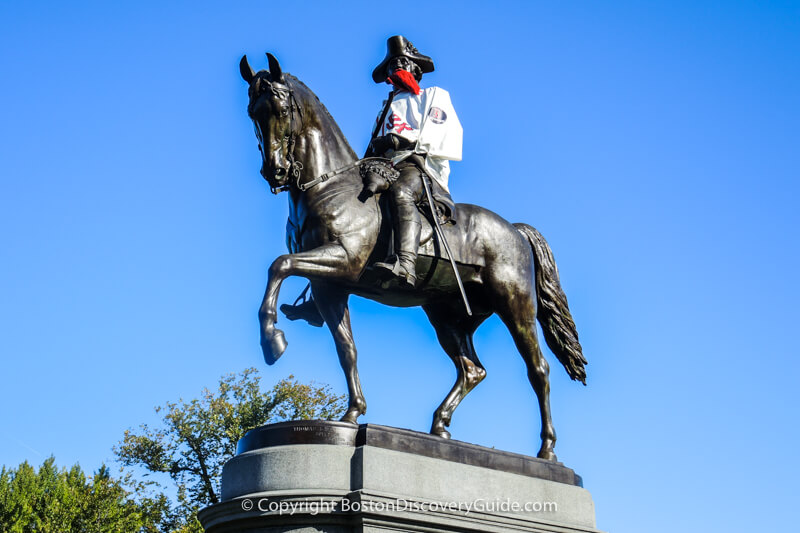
373, 257, 416, 288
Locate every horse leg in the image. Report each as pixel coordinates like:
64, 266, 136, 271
423, 304, 488, 439
258, 244, 354, 364
312, 285, 366, 424
496, 300, 558, 461
482, 240, 558, 460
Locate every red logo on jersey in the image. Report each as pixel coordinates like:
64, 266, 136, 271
386, 113, 413, 133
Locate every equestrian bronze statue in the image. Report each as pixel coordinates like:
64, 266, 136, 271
239, 48, 586, 461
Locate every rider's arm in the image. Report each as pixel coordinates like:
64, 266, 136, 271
367, 133, 414, 157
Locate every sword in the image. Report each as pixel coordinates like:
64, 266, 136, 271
417, 162, 472, 316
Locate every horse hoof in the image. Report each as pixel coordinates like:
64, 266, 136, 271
537, 449, 558, 462
339, 409, 361, 425
431, 427, 451, 440
261, 329, 287, 365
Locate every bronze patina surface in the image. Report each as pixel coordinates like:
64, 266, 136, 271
240, 51, 586, 461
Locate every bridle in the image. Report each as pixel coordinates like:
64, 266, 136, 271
262, 78, 304, 195
258, 76, 383, 195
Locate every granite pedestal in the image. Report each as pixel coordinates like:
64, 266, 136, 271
198, 421, 602, 533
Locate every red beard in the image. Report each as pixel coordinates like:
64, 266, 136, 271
386, 69, 421, 95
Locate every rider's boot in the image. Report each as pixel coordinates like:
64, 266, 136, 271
374, 200, 421, 288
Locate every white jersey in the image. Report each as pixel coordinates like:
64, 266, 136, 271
375, 87, 462, 191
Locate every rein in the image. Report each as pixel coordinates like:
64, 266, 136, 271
267, 78, 385, 194
282, 87, 304, 194
266, 79, 305, 194
297, 157, 386, 192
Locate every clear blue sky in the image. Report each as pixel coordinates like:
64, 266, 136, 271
1, 1, 798, 531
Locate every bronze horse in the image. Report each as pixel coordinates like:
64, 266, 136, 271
240, 53, 586, 460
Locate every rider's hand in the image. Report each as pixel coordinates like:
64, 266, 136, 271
368, 135, 395, 156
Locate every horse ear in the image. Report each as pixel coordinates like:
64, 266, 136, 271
266, 52, 284, 82
240, 55, 255, 84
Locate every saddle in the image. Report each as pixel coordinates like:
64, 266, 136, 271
372, 200, 485, 266
359, 157, 490, 272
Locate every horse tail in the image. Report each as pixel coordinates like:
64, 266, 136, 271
514, 223, 587, 384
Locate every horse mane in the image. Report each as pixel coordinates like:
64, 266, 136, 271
289, 73, 357, 161
285, 75, 335, 126
255, 72, 356, 159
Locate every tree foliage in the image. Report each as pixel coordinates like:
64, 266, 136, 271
0, 370, 343, 532
114, 369, 346, 514
0, 457, 169, 533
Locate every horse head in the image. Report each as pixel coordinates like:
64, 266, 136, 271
241, 53, 303, 193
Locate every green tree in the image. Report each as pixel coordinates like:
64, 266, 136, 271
0, 457, 169, 532
114, 369, 346, 529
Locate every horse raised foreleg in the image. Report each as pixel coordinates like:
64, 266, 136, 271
423, 304, 488, 439
258, 244, 353, 364
312, 284, 366, 424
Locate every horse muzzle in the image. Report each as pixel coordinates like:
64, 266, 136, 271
261, 163, 290, 191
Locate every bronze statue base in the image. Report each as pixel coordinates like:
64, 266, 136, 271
198, 421, 602, 533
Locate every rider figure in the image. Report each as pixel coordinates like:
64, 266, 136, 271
366, 35, 463, 287
281, 35, 462, 325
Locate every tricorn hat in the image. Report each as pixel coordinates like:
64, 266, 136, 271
371, 35, 435, 83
